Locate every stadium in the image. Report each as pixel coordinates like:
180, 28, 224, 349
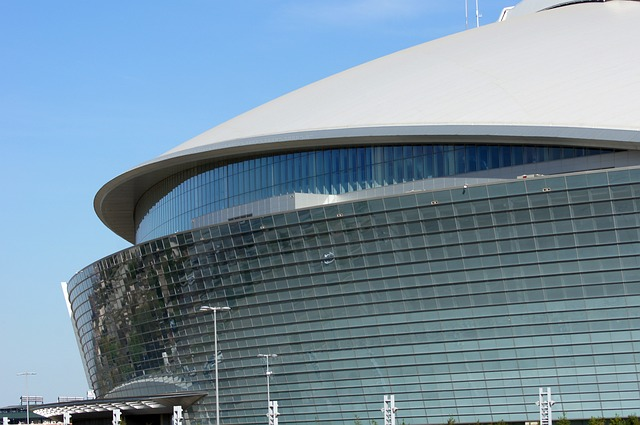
38, 1, 640, 424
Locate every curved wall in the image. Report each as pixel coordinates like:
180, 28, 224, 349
68, 166, 640, 425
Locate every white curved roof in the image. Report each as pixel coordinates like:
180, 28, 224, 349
160, 0, 640, 159
97, 0, 640, 242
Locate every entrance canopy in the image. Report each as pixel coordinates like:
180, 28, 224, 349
33, 392, 206, 421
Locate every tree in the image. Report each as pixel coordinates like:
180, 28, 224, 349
627, 415, 640, 425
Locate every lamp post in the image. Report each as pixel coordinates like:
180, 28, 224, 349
199, 306, 231, 425
17, 372, 36, 425
257, 353, 277, 423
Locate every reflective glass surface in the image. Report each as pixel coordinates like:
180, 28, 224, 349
69, 167, 640, 425
135, 144, 611, 242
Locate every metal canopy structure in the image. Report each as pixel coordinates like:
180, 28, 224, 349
33, 392, 206, 420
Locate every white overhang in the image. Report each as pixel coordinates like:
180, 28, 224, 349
33, 392, 206, 419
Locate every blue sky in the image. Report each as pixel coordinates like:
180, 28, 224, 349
0, 0, 514, 406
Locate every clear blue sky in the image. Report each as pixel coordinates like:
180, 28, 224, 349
0, 0, 514, 407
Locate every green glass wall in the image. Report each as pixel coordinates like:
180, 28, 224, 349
69, 166, 640, 425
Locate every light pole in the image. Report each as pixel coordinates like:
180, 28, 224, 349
17, 372, 36, 425
199, 306, 231, 425
257, 353, 277, 423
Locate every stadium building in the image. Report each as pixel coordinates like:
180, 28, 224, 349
38, 1, 640, 424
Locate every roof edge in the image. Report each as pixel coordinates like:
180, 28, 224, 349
95, 124, 640, 243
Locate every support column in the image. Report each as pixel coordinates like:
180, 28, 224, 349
382, 395, 397, 425
268, 400, 279, 425
536, 387, 555, 425
112, 409, 121, 425
172, 406, 183, 425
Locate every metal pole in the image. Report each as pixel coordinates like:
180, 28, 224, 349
536, 387, 555, 425
199, 306, 231, 425
382, 395, 397, 425
17, 372, 36, 425
214, 309, 219, 425
465, 0, 469, 29
258, 354, 277, 424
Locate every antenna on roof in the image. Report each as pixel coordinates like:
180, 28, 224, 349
467, 0, 481, 28
465, 0, 469, 29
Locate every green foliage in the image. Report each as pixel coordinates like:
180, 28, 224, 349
610, 415, 625, 425
448, 417, 456, 425
628, 415, 640, 425
557, 413, 571, 425
370, 420, 378, 425
588, 417, 606, 425
354, 416, 362, 425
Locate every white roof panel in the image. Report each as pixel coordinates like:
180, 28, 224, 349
159, 0, 640, 160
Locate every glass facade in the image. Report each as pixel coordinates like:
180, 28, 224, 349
68, 166, 640, 425
135, 144, 611, 243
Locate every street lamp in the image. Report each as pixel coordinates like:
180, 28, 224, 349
199, 306, 231, 425
257, 353, 277, 424
17, 372, 36, 425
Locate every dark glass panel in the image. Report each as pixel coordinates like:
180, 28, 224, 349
135, 144, 618, 242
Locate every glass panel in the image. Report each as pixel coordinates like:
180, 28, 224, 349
134, 144, 618, 242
